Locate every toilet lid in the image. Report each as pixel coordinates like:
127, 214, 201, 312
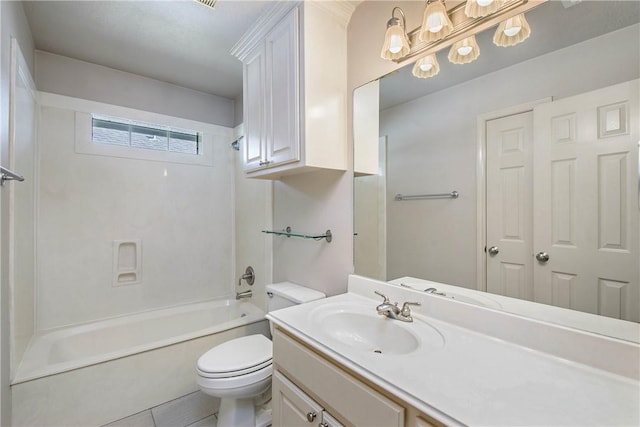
197, 334, 272, 375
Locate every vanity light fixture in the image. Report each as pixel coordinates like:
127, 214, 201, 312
380, 7, 411, 60
419, 0, 454, 43
493, 13, 531, 46
412, 54, 440, 78
464, 0, 505, 18
448, 35, 480, 64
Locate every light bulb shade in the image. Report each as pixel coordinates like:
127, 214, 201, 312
464, 0, 505, 18
381, 9, 410, 60
412, 54, 440, 78
448, 35, 480, 64
493, 13, 531, 47
419, 1, 453, 43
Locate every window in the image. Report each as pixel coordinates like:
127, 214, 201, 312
92, 115, 201, 155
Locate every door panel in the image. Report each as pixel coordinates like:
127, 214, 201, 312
533, 80, 639, 322
486, 112, 534, 300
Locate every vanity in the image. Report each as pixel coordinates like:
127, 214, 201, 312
267, 275, 640, 426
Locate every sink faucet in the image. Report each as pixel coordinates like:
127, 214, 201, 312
374, 291, 420, 322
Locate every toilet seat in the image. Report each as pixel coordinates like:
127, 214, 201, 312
197, 334, 272, 382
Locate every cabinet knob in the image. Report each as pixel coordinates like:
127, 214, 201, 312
259, 160, 271, 166
306, 411, 317, 422
319, 423, 329, 427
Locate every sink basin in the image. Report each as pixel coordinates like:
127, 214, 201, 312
321, 312, 419, 354
309, 302, 444, 355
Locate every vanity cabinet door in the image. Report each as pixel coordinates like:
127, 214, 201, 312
320, 412, 344, 427
272, 370, 324, 427
273, 329, 404, 427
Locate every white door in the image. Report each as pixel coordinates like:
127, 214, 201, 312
533, 80, 639, 322
486, 112, 534, 300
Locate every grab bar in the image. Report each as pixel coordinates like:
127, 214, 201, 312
394, 191, 458, 201
0, 166, 25, 186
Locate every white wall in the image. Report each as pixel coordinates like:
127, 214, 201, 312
379, 25, 640, 288
36, 97, 235, 329
233, 126, 273, 311
0, 1, 34, 423
35, 51, 235, 127
272, 170, 353, 296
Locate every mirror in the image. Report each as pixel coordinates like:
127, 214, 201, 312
354, 0, 640, 342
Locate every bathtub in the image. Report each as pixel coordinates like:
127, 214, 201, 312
11, 298, 269, 426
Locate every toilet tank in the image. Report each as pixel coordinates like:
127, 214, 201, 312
266, 282, 326, 312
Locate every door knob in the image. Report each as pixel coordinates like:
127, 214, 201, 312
488, 246, 499, 256
536, 251, 550, 262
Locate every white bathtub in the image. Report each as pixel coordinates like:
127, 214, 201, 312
11, 298, 269, 426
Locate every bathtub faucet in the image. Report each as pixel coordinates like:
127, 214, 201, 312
238, 266, 255, 287
236, 290, 252, 300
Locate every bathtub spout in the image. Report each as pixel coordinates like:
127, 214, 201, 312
236, 290, 252, 300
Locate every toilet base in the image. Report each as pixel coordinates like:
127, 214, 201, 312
217, 398, 272, 427
256, 406, 272, 427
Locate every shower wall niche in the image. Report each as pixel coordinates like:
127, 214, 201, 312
113, 240, 142, 286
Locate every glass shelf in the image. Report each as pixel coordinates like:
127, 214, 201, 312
262, 226, 332, 243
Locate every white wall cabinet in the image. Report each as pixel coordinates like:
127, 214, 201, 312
232, 2, 348, 179
272, 328, 443, 427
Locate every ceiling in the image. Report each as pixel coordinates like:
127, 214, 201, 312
23, 0, 273, 100
22, 1, 640, 105
380, 0, 640, 110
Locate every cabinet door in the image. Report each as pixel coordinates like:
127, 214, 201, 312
264, 6, 300, 168
320, 412, 344, 427
272, 371, 323, 427
243, 44, 266, 172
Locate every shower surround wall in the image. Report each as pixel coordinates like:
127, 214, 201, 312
36, 98, 234, 329
32, 52, 237, 330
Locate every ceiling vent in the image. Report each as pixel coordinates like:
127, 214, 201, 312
195, 0, 217, 9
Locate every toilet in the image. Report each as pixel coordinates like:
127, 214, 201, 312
196, 282, 325, 427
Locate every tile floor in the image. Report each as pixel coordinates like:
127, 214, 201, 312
103, 391, 220, 427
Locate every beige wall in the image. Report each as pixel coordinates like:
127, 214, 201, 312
0, 2, 34, 423
35, 51, 235, 127
348, 1, 424, 92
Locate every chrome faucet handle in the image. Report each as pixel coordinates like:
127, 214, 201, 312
400, 301, 421, 317
374, 290, 389, 303
374, 291, 400, 316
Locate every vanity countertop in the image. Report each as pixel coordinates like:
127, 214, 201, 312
267, 276, 640, 426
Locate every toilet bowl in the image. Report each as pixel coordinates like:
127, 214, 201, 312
196, 282, 325, 427
197, 334, 273, 427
